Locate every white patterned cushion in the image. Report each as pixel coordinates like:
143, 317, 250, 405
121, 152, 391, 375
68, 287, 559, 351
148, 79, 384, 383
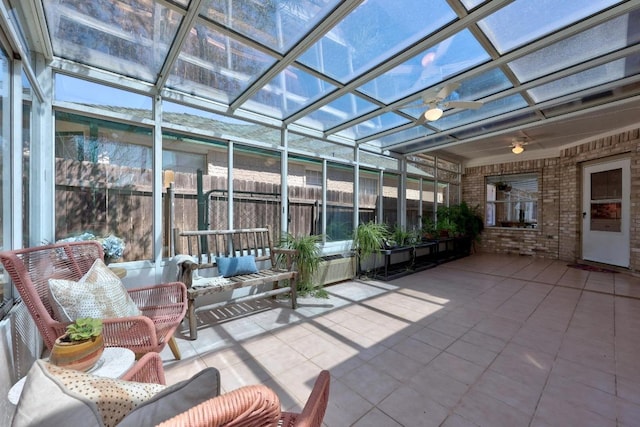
12, 360, 167, 427
48, 258, 141, 322
13, 360, 221, 427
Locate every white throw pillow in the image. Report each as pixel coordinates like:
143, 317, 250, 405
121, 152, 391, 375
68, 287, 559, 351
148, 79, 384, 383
48, 258, 142, 322
12, 360, 167, 427
12, 360, 221, 427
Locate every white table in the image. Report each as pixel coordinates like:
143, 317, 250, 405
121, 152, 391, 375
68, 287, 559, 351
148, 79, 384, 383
8, 347, 135, 405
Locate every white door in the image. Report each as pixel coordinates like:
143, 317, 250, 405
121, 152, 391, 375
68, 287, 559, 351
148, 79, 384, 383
582, 158, 630, 267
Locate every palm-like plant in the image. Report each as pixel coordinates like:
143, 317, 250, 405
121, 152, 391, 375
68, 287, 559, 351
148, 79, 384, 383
279, 233, 326, 297
352, 221, 389, 276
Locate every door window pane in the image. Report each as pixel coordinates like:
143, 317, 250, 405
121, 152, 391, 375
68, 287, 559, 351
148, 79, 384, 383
590, 202, 621, 232
591, 168, 621, 199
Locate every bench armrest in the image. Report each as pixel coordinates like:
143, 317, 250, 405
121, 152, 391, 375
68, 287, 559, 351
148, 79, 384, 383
272, 248, 298, 271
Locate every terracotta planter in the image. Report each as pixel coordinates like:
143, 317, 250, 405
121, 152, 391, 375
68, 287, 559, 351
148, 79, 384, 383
50, 333, 104, 372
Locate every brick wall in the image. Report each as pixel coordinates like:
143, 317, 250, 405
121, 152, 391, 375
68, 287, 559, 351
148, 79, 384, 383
462, 128, 640, 271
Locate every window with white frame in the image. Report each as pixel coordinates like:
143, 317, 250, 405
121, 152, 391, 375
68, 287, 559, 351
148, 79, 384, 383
486, 173, 539, 228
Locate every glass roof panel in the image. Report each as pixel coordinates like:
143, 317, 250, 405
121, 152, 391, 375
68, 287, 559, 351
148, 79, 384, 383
460, 0, 488, 10
397, 134, 456, 153
289, 134, 354, 161
358, 29, 490, 104
337, 112, 411, 140
509, 13, 640, 83
43, 0, 181, 83
400, 68, 513, 120
297, 0, 456, 84
450, 111, 539, 139
293, 94, 383, 132
477, 0, 623, 54
377, 127, 435, 148
166, 21, 277, 104
527, 53, 640, 103
241, 65, 337, 120
309, 93, 380, 130
200, 0, 340, 54
163, 101, 282, 146
429, 94, 529, 131
360, 152, 399, 170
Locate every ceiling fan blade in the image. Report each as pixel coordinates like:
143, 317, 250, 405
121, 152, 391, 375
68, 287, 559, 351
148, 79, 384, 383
445, 100, 483, 110
436, 82, 460, 100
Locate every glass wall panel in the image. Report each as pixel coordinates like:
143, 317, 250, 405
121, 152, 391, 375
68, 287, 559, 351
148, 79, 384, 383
0, 45, 9, 313
326, 162, 354, 241
406, 177, 420, 231
162, 133, 227, 258
382, 173, 399, 228
22, 103, 31, 248
288, 155, 322, 237
233, 146, 281, 235
359, 168, 379, 224
436, 182, 448, 213
55, 74, 152, 114
54, 112, 153, 262
449, 183, 461, 205
421, 179, 436, 231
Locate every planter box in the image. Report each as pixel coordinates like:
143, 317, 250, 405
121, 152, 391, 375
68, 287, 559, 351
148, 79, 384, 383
312, 256, 355, 286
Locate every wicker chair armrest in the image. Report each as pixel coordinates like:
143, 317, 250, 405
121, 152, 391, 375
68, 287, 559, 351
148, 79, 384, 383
279, 370, 330, 427
157, 384, 280, 427
101, 316, 160, 347
121, 352, 166, 385
127, 282, 188, 309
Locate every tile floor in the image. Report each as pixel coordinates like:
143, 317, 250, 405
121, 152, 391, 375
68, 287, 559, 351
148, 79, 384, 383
160, 253, 640, 426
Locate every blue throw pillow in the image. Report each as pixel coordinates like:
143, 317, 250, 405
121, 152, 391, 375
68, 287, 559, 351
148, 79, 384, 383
216, 255, 259, 277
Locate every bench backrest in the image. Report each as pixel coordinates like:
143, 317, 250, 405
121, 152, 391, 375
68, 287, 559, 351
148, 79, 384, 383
176, 227, 277, 267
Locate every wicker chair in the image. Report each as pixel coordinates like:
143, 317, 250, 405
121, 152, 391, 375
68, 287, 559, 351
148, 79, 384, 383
121, 351, 166, 385
157, 370, 331, 427
279, 370, 331, 427
0, 241, 187, 359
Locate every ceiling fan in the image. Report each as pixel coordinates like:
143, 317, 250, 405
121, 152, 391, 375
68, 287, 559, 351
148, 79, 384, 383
415, 82, 483, 123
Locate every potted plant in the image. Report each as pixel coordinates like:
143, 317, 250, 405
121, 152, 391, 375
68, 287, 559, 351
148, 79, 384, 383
100, 235, 126, 263
391, 226, 413, 247
421, 218, 437, 240
436, 217, 458, 238
438, 202, 484, 254
352, 221, 389, 277
57, 232, 126, 263
50, 317, 104, 372
495, 181, 512, 192
279, 233, 326, 298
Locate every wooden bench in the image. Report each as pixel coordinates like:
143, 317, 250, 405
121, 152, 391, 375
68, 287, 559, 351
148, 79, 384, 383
174, 227, 297, 340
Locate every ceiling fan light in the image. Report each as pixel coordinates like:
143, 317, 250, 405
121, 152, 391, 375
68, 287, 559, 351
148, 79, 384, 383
511, 143, 525, 154
424, 107, 443, 121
